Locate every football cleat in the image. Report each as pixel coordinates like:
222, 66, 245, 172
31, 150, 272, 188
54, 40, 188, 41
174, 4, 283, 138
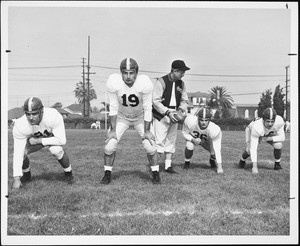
64, 171, 75, 184
183, 161, 190, 169
209, 158, 217, 168
239, 160, 246, 168
165, 167, 178, 174
152, 171, 161, 184
274, 162, 282, 170
101, 170, 111, 184
20, 171, 31, 183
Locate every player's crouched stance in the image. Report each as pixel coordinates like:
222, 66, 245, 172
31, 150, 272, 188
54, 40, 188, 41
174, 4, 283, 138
238, 107, 285, 174
182, 107, 223, 174
12, 97, 74, 190
101, 58, 160, 185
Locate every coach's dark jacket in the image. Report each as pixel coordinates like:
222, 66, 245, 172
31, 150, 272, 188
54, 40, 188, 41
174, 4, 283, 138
152, 74, 184, 121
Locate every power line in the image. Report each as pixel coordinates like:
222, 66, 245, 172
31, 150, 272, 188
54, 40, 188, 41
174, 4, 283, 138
8, 65, 81, 69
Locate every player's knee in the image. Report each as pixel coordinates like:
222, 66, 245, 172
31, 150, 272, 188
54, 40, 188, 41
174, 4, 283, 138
186, 141, 195, 151
273, 142, 283, 149
49, 146, 64, 159
105, 138, 118, 155
142, 139, 156, 155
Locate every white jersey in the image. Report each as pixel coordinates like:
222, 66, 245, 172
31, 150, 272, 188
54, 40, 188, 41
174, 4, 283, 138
13, 107, 66, 177
106, 73, 153, 122
182, 114, 221, 142
182, 114, 222, 163
247, 115, 285, 163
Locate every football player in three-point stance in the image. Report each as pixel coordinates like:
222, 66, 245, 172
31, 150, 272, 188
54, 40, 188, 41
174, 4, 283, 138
12, 97, 74, 189
101, 58, 160, 184
238, 107, 285, 173
182, 107, 224, 174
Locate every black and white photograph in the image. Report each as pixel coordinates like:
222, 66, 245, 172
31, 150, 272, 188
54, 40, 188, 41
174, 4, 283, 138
1, 1, 298, 245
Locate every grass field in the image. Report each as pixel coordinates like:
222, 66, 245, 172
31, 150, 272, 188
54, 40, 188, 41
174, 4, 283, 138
4, 128, 294, 243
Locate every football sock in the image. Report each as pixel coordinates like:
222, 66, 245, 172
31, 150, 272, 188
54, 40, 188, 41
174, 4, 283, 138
165, 159, 172, 169
63, 166, 72, 172
104, 165, 113, 171
185, 147, 193, 159
22, 156, 30, 170
274, 149, 281, 160
241, 150, 250, 160
150, 165, 159, 172
58, 152, 70, 169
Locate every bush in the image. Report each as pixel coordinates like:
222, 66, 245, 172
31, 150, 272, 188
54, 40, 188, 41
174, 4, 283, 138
212, 118, 251, 130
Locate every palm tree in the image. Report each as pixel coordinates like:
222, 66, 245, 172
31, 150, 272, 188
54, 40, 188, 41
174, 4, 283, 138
208, 86, 234, 110
74, 81, 97, 117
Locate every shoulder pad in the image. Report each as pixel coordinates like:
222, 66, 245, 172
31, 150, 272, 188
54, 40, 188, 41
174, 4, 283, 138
106, 74, 123, 92
135, 75, 153, 93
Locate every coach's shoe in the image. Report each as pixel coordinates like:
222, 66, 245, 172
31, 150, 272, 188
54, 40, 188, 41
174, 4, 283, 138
238, 160, 246, 169
165, 167, 178, 174
152, 171, 161, 184
274, 162, 282, 170
20, 171, 31, 183
183, 161, 190, 169
209, 158, 217, 168
101, 170, 111, 184
64, 171, 75, 184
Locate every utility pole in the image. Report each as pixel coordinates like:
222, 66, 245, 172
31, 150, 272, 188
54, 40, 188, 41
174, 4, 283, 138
81, 57, 86, 117
86, 36, 95, 118
285, 66, 290, 121
87, 36, 90, 118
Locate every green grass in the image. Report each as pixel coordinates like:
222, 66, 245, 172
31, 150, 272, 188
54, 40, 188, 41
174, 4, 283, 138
6, 129, 291, 237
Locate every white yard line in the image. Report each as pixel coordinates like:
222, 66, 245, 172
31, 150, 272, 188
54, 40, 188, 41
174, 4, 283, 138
8, 207, 289, 220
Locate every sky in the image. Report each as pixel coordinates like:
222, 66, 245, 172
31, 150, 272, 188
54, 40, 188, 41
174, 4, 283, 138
2, 1, 297, 111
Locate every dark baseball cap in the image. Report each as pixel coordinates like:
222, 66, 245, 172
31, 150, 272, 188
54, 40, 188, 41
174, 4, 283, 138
171, 60, 190, 71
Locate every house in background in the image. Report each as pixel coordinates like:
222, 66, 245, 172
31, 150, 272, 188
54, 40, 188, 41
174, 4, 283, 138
186, 91, 258, 120
233, 104, 258, 120
187, 91, 211, 114
56, 108, 70, 119
63, 103, 83, 116
8, 107, 24, 120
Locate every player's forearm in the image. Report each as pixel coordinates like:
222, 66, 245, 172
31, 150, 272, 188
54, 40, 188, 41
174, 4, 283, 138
143, 93, 153, 122
109, 115, 117, 131
272, 129, 285, 142
13, 138, 27, 177
144, 121, 151, 133
250, 137, 259, 162
182, 132, 193, 142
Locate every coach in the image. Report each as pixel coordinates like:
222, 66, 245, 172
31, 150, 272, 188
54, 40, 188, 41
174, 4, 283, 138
152, 60, 190, 174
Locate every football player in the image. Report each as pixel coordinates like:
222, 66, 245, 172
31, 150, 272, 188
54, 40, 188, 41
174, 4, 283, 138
12, 97, 74, 189
182, 107, 224, 174
101, 58, 160, 184
238, 107, 285, 173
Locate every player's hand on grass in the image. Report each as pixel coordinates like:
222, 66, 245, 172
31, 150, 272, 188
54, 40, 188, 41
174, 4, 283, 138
12, 176, 22, 189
